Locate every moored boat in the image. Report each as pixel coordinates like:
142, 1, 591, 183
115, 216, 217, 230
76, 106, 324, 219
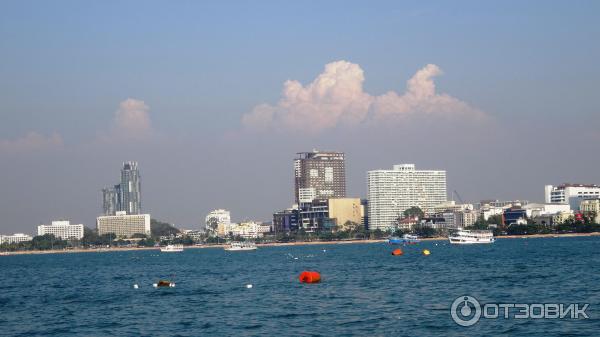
448, 229, 494, 244
224, 241, 257, 251
388, 234, 420, 245
160, 244, 184, 252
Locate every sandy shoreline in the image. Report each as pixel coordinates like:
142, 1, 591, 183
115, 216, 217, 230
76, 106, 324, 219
2, 232, 599, 256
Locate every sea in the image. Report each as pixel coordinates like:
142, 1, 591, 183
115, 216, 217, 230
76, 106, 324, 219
1, 236, 599, 336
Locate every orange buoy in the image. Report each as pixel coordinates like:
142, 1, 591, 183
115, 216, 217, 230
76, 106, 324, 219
299, 271, 321, 283
391, 248, 403, 256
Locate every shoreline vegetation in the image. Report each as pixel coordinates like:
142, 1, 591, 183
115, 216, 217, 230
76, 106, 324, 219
2, 232, 599, 256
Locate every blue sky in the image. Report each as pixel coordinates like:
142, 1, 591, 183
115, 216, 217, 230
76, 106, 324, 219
1, 1, 599, 232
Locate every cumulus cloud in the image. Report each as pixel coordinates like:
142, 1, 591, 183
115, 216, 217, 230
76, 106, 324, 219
98, 98, 154, 143
0, 132, 63, 154
114, 98, 152, 138
242, 61, 484, 132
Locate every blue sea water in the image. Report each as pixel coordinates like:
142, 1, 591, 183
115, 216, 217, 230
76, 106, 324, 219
1, 236, 600, 336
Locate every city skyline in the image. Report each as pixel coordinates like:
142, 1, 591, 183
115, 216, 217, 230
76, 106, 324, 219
1, 1, 599, 233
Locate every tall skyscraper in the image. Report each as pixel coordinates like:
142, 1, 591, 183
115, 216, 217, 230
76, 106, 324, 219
120, 161, 141, 215
102, 184, 120, 216
101, 161, 141, 215
367, 164, 447, 231
294, 150, 346, 204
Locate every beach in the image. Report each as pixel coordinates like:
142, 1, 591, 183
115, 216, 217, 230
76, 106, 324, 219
2, 231, 600, 256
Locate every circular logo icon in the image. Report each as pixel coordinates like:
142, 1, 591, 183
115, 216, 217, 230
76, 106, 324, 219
451, 295, 481, 327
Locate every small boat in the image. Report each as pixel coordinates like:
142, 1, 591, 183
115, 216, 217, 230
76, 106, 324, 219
448, 229, 494, 244
388, 234, 420, 245
160, 244, 184, 252
224, 241, 257, 251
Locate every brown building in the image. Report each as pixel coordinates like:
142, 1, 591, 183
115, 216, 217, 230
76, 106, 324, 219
294, 150, 346, 204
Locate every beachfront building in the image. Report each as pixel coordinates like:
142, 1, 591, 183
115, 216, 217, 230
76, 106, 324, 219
580, 199, 600, 223
294, 150, 346, 204
96, 211, 151, 238
367, 164, 447, 231
205, 209, 231, 235
522, 203, 571, 218
273, 208, 299, 233
0, 233, 33, 245
37, 220, 84, 240
545, 184, 600, 209
217, 221, 271, 239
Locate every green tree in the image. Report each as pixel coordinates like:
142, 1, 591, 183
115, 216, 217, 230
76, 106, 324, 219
151, 219, 180, 238
403, 206, 424, 219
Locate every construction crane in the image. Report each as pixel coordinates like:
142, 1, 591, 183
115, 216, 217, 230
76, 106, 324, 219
452, 190, 465, 204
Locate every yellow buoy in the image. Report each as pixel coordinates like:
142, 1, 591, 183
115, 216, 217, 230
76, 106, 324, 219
422, 249, 431, 256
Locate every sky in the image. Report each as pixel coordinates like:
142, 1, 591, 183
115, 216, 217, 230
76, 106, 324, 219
1, 1, 599, 233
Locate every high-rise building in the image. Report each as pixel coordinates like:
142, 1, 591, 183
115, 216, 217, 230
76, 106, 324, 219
367, 164, 447, 231
294, 150, 346, 204
101, 162, 141, 215
102, 185, 120, 216
37, 220, 84, 240
120, 161, 141, 215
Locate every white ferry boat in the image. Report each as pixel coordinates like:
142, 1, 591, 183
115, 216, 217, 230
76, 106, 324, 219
224, 242, 257, 251
160, 244, 184, 252
448, 229, 495, 244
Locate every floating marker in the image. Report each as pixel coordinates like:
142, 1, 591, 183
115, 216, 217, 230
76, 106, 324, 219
133, 284, 139, 289
422, 249, 431, 256
299, 271, 321, 283
391, 248, 403, 256
246, 284, 253, 289
154, 280, 175, 288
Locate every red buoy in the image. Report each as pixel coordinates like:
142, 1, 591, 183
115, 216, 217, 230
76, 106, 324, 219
391, 248, 403, 256
299, 271, 321, 283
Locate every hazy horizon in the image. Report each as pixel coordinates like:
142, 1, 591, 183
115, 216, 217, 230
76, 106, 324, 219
1, 1, 599, 234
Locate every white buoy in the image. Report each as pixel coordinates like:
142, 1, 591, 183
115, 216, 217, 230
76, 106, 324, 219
133, 284, 139, 289
246, 284, 253, 289
152, 283, 158, 288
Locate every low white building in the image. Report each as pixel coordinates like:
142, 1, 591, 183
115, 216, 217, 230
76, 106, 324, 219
37, 220, 84, 240
0, 233, 33, 245
217, 221, 271, 239
96, 211, 151, 238
523, 203, 571, 218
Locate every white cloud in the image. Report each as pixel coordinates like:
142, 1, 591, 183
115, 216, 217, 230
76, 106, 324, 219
97, 98, 154, 143
242, 61, 484, 132
113, 98, 152, 139
0, 132, 63, 154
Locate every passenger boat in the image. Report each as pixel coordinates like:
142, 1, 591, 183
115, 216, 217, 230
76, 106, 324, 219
160, 244, 184, 252
388, 234, 420, 245
224, 241, 257, 251
448, 229, 494, 244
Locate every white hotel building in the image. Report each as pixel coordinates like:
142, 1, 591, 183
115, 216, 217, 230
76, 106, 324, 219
37, 220, 84, 240
367, 164, 447, 231
0, 233, 33, 245
545, 184, 600, 209
96, 211, 151, 238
